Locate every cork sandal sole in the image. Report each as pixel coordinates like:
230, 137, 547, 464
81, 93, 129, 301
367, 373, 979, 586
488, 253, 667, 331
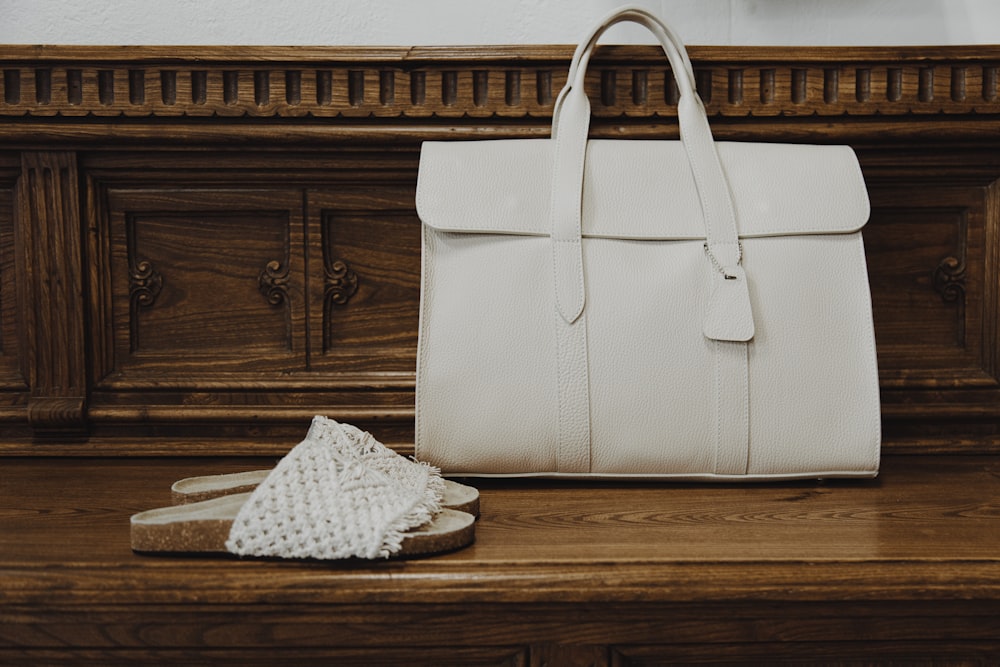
131, 492, 476, 559
171, 471, 480, 517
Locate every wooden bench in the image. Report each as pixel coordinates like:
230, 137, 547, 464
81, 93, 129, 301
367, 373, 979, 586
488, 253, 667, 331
2, 45, 999, 664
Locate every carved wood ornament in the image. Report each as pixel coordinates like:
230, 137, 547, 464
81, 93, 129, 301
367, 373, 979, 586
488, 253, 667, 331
325, 259, 358, 306
933, 255, 967, 303
127, 258, 162, 352
129, 259, 163, 309
258, 259, 289, 306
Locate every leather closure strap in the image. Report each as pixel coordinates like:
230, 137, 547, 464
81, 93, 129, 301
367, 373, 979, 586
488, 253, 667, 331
549, 76, 593, 473
713, 339, 751, 475
555, 307, 592, 474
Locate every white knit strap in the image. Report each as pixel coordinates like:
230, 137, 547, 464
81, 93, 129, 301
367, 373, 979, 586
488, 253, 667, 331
309, 417, 446, 507
226, 432, 439, 560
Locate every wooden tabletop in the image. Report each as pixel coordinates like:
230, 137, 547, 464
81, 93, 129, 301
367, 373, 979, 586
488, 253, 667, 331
3, 455, 1000, 607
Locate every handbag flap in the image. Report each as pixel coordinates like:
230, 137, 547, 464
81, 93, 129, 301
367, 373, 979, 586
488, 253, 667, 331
416, 139, 870, 239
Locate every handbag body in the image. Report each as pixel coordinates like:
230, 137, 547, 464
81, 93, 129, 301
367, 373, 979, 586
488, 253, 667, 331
414, 6, 881, 480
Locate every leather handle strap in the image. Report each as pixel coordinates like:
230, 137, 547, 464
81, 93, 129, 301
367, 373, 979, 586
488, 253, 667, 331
549, 5, 753, 342
554, 5, 696, 139
570, 7, 696, 92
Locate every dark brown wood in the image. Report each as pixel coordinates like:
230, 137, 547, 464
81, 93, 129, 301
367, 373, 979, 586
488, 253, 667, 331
4, 45, 1000, 125
1, 456, 998, 664
0, 154, 27, 425
2, 46, 1000, 453
15, 152, 87, 438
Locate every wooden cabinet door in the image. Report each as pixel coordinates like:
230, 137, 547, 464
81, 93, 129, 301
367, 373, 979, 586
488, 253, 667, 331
306, 186, 420, 377
101, 187, 307, 381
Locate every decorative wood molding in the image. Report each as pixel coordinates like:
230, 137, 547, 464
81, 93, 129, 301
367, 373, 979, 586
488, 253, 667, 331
16, 151, 88, 437
2, 46, 1000, 134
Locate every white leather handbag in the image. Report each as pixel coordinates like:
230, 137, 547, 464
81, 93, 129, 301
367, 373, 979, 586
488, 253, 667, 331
414, 6, 881, 480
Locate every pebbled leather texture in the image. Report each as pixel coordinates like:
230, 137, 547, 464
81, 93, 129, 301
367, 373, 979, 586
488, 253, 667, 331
414, 5, 881, 480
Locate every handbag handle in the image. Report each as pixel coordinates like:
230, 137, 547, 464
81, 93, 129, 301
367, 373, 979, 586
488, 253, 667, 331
553, 6, 696, 137
548, 5, 753, 342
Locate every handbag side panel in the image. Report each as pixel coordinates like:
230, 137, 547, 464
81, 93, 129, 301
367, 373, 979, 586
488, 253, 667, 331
416, 228, 562, 473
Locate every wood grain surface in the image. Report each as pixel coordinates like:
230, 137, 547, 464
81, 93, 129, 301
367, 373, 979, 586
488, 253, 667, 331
2, 454, 999, 604
2, 455, 999, 663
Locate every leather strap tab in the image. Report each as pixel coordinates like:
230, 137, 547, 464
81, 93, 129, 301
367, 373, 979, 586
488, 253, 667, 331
704, 264, 755, 342
555, 308, 592, 473
714, 339, 750, 475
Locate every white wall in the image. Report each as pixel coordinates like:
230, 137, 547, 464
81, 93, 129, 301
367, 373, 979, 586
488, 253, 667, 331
2, 0, 1000, 47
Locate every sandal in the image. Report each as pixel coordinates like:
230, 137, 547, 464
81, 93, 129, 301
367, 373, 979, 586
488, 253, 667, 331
170, 418, 480, 517
131, 426, 475, 560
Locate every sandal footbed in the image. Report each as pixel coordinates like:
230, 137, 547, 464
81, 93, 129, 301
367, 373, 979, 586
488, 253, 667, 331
131, 493, 475, 559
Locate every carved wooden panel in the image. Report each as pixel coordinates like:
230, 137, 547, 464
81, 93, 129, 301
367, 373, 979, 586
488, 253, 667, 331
15, 152, 87, 437
0, 154, 27, 431
98, 188, 306, 383
865, 183, 993, 388
308, 187, 420, 376
856, 149, 1000, 449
